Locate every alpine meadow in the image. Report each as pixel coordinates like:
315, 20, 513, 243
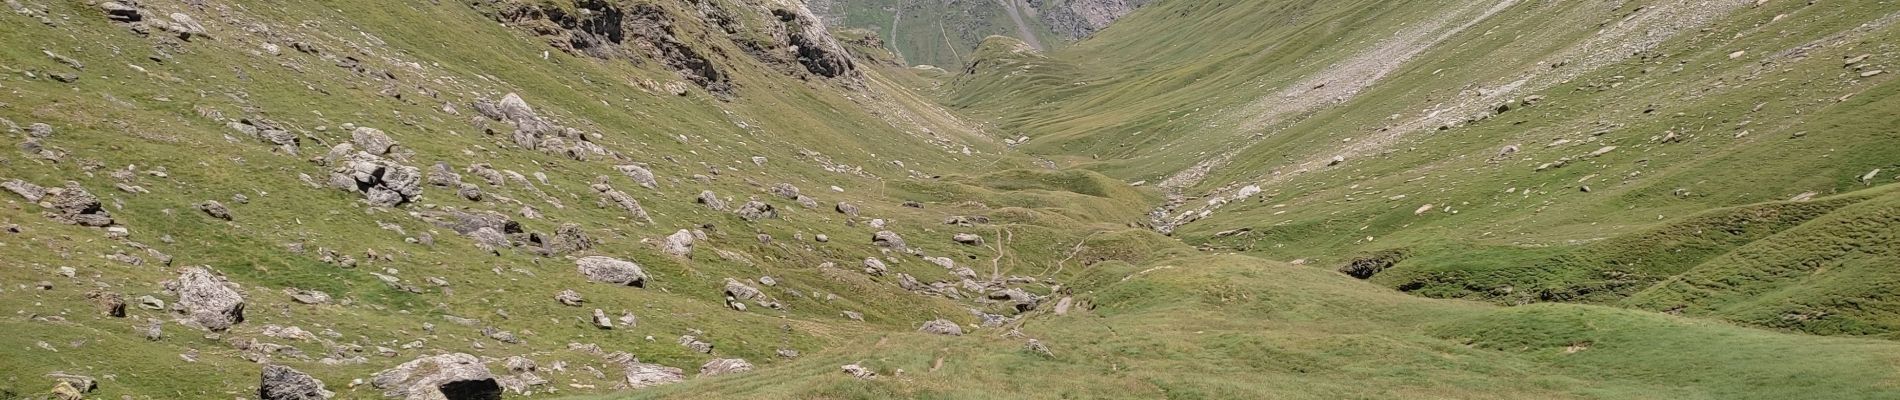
3, 0, 1899, 399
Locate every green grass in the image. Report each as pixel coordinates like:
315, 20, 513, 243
6, 0, 1900, 398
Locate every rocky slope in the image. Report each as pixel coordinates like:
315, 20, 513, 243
805, 0, 1146, 67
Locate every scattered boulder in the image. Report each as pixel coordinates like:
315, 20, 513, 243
329, 149, 423, 207
872, 230, 908, 251
3, 179, 46, 202
1025, 339, 1054, 358
769, 183, 800, 199
678, 335, 714, 354
989, 288, 1039, 312
352, 127, 396, 155
919, 319, 963, 336
1337, 249, 1410, 279
555, 289, 585, 306
861, 258, 888, 276
842, 310, 865, 321
622, 361, 685, 389
370, 353, 502, 400
576, 256, 648, 287
197, 200, 232, 220
428, 209, 521, 236
835, 202, 859, 216
592, 309, 614, 329
456, 183, 483, 201
86, 291, 127, 317
952, 233, 983, 245
723, 278, 767, 310
615, 165, 659, 189
286, 289, 332, 305
469, 227, 511, 252
260, 364, 333, 400
548, 223, 593, 254
163, 266, 245, 331
696, 190, 728, 211
661, 230, 695, 257
590, 184, 652, 222
841, 364, 877, 379
736, 201, 777, 221
48, 373, 95, 399
40, 182, 114, 226
699, 358, 754, 377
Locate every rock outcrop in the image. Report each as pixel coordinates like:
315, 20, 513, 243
163, 267, 245, 331
577, 256, 648, 287
370, 353, 502, 400
260, 364, 333, 400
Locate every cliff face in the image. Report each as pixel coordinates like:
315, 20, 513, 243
476, 0, 863, 96
1031, 0, 1145, 40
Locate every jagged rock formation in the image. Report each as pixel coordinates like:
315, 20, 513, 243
1029, 0, 1147, 39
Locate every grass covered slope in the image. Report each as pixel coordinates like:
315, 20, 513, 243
608, 254, 1900, 399
947, 0, 1900, 336
5, 0, 1900, 398
0, 0, 1054, 397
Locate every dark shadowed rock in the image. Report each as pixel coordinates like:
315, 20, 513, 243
41, 182, 113, 226
872, 230, 908, 251
197, 200, 232, 220
371, 353, 501, 400
260, 364, 334, 400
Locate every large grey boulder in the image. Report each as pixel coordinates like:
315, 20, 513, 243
329, 150, 422, 207
370, 353, 502, 400
872, 230, 908, 251
623, 361, 685, 389
661, 230, 694, 257
577, 256, 647, 287
548, 223, 592, 254
260, 364, 333, 400
861, 257, 888, 276
696, 190, 728, 211
2, 179, 46, 201
163, 266, 245, 331
40, 182, 113, 226
615, 164, 658, 189
735, 201, 776, 221
919, 319, 963, 336
769, 183, 800, 199
352, 127, 396, 155
698, 358, 754, 377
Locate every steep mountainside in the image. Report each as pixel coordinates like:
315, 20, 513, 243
4, 0, 1900, 399
805, 0, 1145, 67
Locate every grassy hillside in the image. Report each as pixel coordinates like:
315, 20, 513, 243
948, 0, 1900, 337
5, 0, 1900, 398
607, 254, 1900, 399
